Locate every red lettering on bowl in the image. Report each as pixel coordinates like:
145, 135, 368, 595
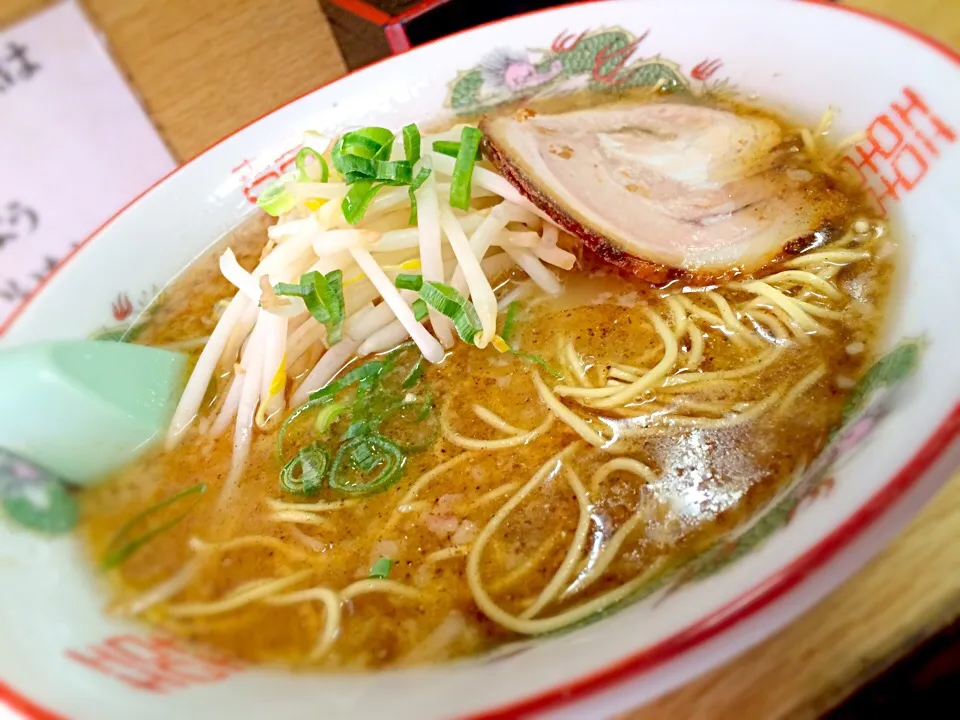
842, 87, 956, 214
64, 635, 243, 693
233, 147, 300, 205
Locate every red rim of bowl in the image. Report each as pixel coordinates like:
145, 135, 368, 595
1, 2, 957, 718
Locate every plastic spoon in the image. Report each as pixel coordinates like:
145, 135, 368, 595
0, 340, 187, 487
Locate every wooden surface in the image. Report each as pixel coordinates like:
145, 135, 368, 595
1, 0, 958, 717
0, 0, 347, 159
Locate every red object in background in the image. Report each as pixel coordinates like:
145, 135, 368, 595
319, 0, 588, 69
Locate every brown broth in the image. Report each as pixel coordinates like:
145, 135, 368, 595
79, 99, 895, 670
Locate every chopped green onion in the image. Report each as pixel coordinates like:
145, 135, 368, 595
355, 390, 404, 422
274, 270, 345, 343
256, 177, 296, 217
513, 350, 563, 380
314, 401, 348, 434
407, 167, 432, 224
332, 127, 394, 169
411, 298, 428, 322
369, 557, 395, 579
338, 154, 377, 180
432, 140, 482, 160
296, 147, 329, 183
350, 440, 380, 473
332, 135, 376, 166
402, 357, 426, 388
411, 167, 432, 191
309, 358, 391, 401
449, 127, 483, 210
356, 374, 379, 398
501, 301, 520, 345
331, 125, 429, 223
493, 301, 560, 376
278, 346, 440, 496
395, 273, 424, 292
408, 188, 418, 225
280, 443, 330, 495
279, 397, 327, 460
354, 127, 395, 148
432, 140, 462, 158
340, 157, 414, 185
101, 484, 207, 569
307, 270, 345, 344
373, 135, 395, 161
331, 127, 401, 223
329, 435, 405, 494
414, 392, 434, 422
1, 474, 77, 535
419, 281, 482, 343
342, 180, 387, 225
374, 160, 414, 184
402, 124, 421, 164
343, 418, 376, 441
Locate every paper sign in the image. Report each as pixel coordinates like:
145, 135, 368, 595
0, 0, 176, 327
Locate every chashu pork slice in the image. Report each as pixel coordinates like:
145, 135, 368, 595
481, 101, 847, 282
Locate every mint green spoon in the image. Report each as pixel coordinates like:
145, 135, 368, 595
0, 341, 187, 488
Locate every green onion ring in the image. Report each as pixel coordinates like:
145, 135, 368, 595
328, 435, 405, 495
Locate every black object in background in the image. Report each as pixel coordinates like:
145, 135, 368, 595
318, 0, 588, 70
825, 617, 960, 718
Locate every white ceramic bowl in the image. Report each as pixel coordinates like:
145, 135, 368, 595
2, 1, 958, 718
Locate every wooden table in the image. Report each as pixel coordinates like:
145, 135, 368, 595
1, 1, 958, 717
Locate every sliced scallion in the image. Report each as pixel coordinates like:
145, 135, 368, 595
402, 357, 426, 388
343, 417, 376, 441
333, 127, 394, 169
501, 301, 520, 345
432, 140, 482, 160
411, 167, 432, 190
279, 397, 327, 461
374, 160, 413, 185
356, 374, 379, 398
309, 358, 391, 402
256, 177, 296, 217
513, 350, 563, 380
274, 270, 345, 343
494, 301, 561, 376
407, 166, 432, 225
419, 281, 482, 343
329, 435, 405, 494
296, 147, 330, 183
101, 484, 207, 569
369, 557, 394, 579
338, 154, 377, 180
331, 125, 430, 224
408, 189, 418, 225
314, 401, 349, 434
342, 180, 387, 225
395, 273, 424, 292
350, 440, 380, 473
402, 124, 421, 164
280, 443, 330, 495
411, 298, 428, 322
449, 127, 482, 210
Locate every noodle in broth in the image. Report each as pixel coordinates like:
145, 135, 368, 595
80, 93, 895, 669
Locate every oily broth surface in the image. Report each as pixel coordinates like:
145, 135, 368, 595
80, 98, 895, 670
81, 254, 890, 669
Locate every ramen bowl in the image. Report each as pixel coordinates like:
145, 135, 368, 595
2, 1, 959, 718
